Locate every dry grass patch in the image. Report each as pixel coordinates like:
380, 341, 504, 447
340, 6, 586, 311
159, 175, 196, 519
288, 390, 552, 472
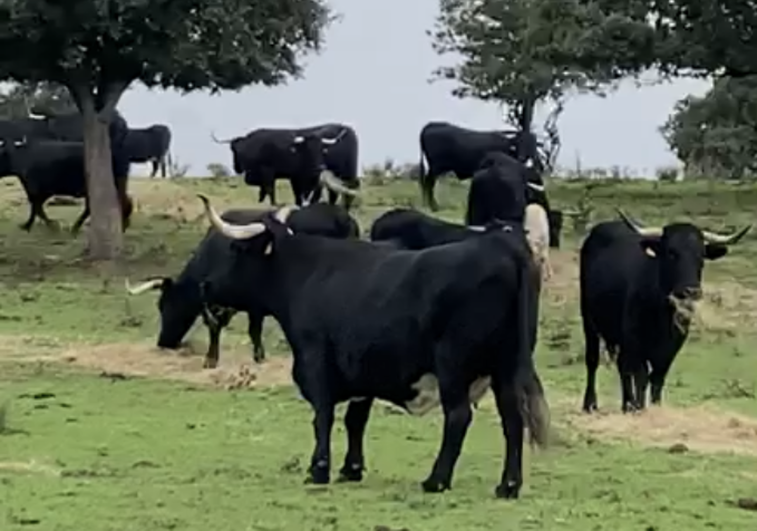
563, 403, 757, 456
0, 460, 62, 476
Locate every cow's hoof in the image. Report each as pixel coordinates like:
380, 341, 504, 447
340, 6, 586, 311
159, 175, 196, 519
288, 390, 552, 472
305, 466, 330, 485
495, 481, 520, 499
582, 402, 597, 414
202, 358, 219, 369
337, 464, 364, 482
420, 477, 449, 493
252, 351, 265, 364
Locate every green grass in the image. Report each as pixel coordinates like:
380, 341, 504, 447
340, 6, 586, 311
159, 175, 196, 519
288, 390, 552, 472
1, 174, 757, 530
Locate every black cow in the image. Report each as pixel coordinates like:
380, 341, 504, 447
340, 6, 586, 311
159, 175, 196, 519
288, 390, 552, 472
418, 122, 540, 211
370, 208, 495, 250
195, 194, 550, 499
123, 125, 172, 178
211, 123, 360, 208
125, 202, 360, 369
0, 138, 132, 232
580, 211, 751, 413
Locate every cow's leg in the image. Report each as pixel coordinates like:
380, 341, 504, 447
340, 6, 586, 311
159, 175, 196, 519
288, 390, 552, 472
71, 202, 91, 234
421, 356, 472, 493
257, 185, 268, 204
247, 312, 265, 363
633, 362, 650, 410
20, 200, 41, 231
649, 355, 675, 406
491, 376, 524, 499
616, 351, 639, 413
327, 189, 338, 205
149, 159, 159, 178
581, 319, 601, 413
338, 398, 374, 482
296, 356, 336, 485
422, 168, 442, 211
200, 307, 233, 369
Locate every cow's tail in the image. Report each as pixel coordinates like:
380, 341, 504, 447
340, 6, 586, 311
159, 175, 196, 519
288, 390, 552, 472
513, 254, 551, 449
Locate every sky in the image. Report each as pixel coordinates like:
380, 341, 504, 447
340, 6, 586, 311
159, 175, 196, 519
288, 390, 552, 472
117, 0, 712, 178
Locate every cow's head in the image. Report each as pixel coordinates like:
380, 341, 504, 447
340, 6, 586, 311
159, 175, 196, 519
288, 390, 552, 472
292, 131, 358, 206
617, 209, 751, 314
125, 277, 201, 349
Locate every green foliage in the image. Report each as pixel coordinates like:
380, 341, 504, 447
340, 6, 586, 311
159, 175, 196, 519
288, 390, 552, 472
206, 162, 231, 178
649, 0, 757, 77
0, 0, 333, 111
0, 81, 76, 119
430, 0, 657, 116
661, 76, 757, 179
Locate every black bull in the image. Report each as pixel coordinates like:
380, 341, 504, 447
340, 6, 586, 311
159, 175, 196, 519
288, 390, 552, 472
123, 124, 172, 178
194, 195, 550, 499
418, 121, 540, 211
124, 202, 361, 369
580, 211, 751, 413
0, 138, 132, 232
211, 124, 360, 208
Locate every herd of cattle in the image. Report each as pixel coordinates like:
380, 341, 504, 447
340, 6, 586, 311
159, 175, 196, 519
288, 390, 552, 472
0, 109, 750, 498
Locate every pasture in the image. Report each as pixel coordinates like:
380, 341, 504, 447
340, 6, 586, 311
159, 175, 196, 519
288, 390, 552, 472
1, 175, 757, 530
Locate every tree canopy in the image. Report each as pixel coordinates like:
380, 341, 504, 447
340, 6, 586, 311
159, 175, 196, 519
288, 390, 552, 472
661, 76, 757, 179
0, 81, 76, 119
0, 0, 333, 261
430, 0, 658, 169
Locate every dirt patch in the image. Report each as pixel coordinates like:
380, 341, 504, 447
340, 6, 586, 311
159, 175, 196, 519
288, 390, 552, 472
0, 460, 61, 476
564, 403, 757, 456
28, 341, 293, 390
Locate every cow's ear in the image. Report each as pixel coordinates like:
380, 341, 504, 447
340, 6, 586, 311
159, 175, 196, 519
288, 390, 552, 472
639, 238, 661, 257
704, 243, 728, 261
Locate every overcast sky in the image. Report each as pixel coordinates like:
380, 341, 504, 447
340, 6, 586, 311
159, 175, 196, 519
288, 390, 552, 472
118, 0, 711, 177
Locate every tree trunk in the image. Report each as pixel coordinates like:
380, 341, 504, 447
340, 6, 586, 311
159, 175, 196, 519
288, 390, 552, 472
80, 96, 122, 261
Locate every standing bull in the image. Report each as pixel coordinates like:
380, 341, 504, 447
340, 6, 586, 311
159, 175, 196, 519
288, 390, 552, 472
123, 125, 172, 178
211, 123, 360, 208
418, 121, 540, 211
0, 138, 132, 232
195, 193, 550, 499
580, 211, 751, 413
125, 203, 360, 369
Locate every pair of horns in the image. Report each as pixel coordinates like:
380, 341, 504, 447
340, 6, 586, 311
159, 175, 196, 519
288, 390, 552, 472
617, 209, 752, 245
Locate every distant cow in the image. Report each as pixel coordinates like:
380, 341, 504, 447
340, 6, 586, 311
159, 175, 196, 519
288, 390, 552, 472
0, 138, 132, 232
580, 211, 751, 413
196, 195, 550, 498
125, 202, 360, 368
418, 121, 540, 210
124, 125, 172, 178
211, 123, 360, 208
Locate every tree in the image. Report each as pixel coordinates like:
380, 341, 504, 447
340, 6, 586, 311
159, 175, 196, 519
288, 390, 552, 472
661, 76, 757, 179
649, 0, 757, 78
0, 0, 332, 261
0, 81, 76, 119
430, 0, 659, 171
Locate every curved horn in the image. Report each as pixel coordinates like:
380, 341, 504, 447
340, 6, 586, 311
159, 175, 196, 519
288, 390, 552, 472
527, 182, 545, 192
197, 194, 267, 240
125, 278, 164, 295
319, 171, 360, 196
467, 225, 487, 232
617, 209, 662, 237
210, 131, 233, 144
321, 129, 347, 145
702, 224, 752, 245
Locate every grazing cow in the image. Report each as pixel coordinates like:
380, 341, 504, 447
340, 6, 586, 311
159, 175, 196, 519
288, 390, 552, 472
211, 123, 360, 208
418, 121, 540, 210
580, 211, 751, 413
123, 125, 172, 178
0, 138, 132, 232
125, 203, 360, 368
196, 195, 550, 499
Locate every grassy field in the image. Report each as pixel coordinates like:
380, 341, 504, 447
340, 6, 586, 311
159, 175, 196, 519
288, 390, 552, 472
1, 174, 757, 530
